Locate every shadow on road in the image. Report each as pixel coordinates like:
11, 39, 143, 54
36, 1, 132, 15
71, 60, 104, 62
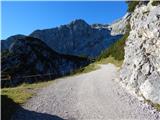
1, 95, 64, 120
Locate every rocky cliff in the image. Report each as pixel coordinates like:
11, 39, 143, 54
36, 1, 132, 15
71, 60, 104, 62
120, 1, 160, 104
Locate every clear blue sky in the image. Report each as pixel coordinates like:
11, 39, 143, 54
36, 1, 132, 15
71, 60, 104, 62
1, 1, 127, 39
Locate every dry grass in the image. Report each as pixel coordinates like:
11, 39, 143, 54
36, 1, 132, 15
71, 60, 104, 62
97, 56, 123, 67
1, 81, 53, 104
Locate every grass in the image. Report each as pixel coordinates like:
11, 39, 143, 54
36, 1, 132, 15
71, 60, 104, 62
71, 63, 100, 75
1, 81, 53, 104
96, 33, 129, 67
152, 1, 160, 6
97, 33, 129, 61
1, 81, 53, 120
97, 56, 123, 67
144, 99, 160, 111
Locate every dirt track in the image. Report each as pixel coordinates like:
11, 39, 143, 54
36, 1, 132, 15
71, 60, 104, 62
12, 64, 160, 120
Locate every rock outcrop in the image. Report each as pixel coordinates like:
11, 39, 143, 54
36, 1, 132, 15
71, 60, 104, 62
108, 13, 131, 36
120, 2, 160, 104
1, 37, 90, 86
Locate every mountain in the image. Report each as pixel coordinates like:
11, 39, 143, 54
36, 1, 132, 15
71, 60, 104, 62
1, 37, 90, 86
2, 20, 122, 58
120, 1, 160, 104
1, 19, 125, 87
1, 34, 26, 51
29, 19, 122, 58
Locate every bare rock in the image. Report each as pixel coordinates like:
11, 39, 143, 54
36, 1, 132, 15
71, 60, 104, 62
120, 3, 160, 104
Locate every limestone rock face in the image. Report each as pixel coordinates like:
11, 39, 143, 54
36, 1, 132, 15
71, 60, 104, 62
108, 13, 131, 35
120, 3, 160, 104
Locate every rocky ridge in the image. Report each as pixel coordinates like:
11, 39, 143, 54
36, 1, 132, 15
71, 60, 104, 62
30, 19, 122, 58
1, 19, 123, 58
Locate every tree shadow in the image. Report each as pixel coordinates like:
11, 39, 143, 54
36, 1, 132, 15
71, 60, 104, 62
1, 95, 65, 120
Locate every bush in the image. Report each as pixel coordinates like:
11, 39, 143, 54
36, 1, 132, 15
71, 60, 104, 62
152, 1, 160, 6
97, 32, 129, 61
126, 1, 139, 12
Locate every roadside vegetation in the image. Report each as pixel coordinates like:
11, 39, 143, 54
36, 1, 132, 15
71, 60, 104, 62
96, 32, 129, 67
126, 1, 139, 12
1, 81, 53, 120
71, 63, 100, 75
144, 99, 160, 112
97, 56, 123, 67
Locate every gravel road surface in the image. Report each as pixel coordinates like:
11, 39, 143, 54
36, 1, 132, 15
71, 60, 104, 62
12, 64, 160, 120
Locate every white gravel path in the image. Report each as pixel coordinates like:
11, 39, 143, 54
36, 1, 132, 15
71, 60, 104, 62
12, 64, 160, 120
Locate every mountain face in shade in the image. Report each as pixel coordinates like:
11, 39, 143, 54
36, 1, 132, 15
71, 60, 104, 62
1, 37, 90, 86
30, 19, 122, 58
2, 19, 122, 58
1, 34, 26, 51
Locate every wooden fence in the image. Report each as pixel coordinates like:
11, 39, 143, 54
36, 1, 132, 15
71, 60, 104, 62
1, 73, 60, 88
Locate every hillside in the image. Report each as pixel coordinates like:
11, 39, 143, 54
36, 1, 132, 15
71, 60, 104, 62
1, 37, 90, 87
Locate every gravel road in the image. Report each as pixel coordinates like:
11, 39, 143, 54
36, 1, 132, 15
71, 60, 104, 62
12, 64, 160, 120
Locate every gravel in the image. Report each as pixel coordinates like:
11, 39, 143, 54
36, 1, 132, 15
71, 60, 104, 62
12, 64, 160, 120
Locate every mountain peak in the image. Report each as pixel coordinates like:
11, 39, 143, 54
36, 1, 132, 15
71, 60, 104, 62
69, 19, 89, 27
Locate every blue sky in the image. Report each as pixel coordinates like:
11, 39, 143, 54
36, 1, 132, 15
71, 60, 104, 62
1, 1, 127, 39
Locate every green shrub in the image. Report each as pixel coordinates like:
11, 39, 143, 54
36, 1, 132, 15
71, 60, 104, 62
126, 1, 139, 12
97, 56, 123, 67
152, 1, 160, 6
97, 32, 129, 61
71, 63, 100, 75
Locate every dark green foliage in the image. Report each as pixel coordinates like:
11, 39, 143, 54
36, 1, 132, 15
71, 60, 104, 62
97, 32, 129, 61
1, 50, 10, 58
126, 23, 131, 32
126, 1, 139, 12
152, 1, 160, 6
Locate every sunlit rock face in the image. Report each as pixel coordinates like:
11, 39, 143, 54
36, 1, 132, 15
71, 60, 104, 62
108, 12, 131, 36
120, 2, 160, 104
30, 19, 122, 58
1, 37, 90, 86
